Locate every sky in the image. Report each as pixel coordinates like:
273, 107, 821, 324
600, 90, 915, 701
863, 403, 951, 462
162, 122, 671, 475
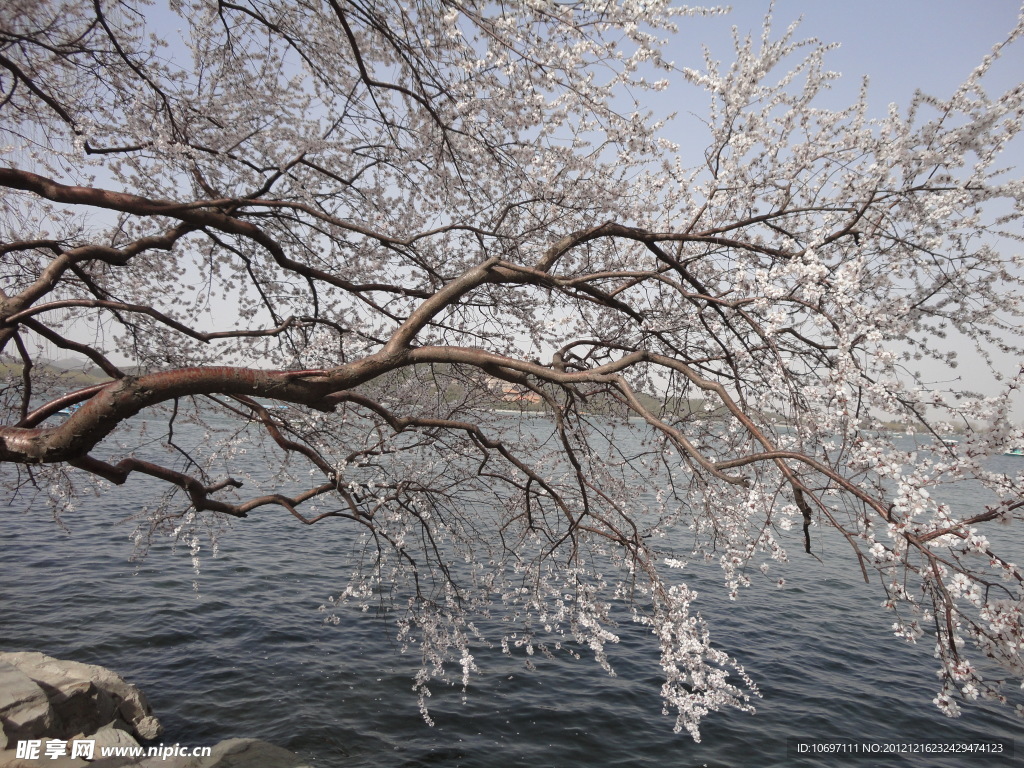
669, 1, 1023, 105
652, 1, 1024, 154
652, 1, 1024, 419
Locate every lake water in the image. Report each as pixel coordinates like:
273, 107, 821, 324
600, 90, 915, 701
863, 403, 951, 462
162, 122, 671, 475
2, 418, 1022, 767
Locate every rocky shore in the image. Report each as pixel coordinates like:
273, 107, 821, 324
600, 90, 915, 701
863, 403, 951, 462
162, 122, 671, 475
0, 652, 311, 767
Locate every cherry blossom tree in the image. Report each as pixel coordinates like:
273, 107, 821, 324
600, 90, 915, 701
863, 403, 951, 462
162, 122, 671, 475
2, 0, 1024, 739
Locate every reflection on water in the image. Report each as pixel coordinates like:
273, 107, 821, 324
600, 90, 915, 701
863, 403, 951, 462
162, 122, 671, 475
2, 420, 1022, 767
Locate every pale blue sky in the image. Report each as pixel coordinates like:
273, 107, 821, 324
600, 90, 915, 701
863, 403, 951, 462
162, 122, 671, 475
656, 2, 1024, 418
652, 1, 1024, 133
675, 1, 1022, 106
650, 1, 1023, 142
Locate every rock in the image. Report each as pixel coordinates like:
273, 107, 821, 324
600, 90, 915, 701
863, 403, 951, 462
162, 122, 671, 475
81, 722, 143, 768
0, 662, 58, 741
201, 739, 311, 768
0, 655, 311, 768
45, 678, 117, 739
168, 738, 311, 768
0, 737, 90, 768
131, 738, 312, 768
88, 721, 141, 751
0, 653, 161, 742
133, 716, 162, 742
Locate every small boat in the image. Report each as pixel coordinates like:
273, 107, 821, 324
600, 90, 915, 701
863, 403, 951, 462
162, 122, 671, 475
1005, 447, 1024, 456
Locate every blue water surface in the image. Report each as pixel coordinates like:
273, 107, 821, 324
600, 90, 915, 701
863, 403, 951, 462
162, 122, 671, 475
2, 420, 1022, 767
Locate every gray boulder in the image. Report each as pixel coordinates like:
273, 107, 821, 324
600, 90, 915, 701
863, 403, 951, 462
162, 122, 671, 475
0, 654, 313, 767
0, 652, 161, 743
136, 739, 312, 768
0, 661, 58, 742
